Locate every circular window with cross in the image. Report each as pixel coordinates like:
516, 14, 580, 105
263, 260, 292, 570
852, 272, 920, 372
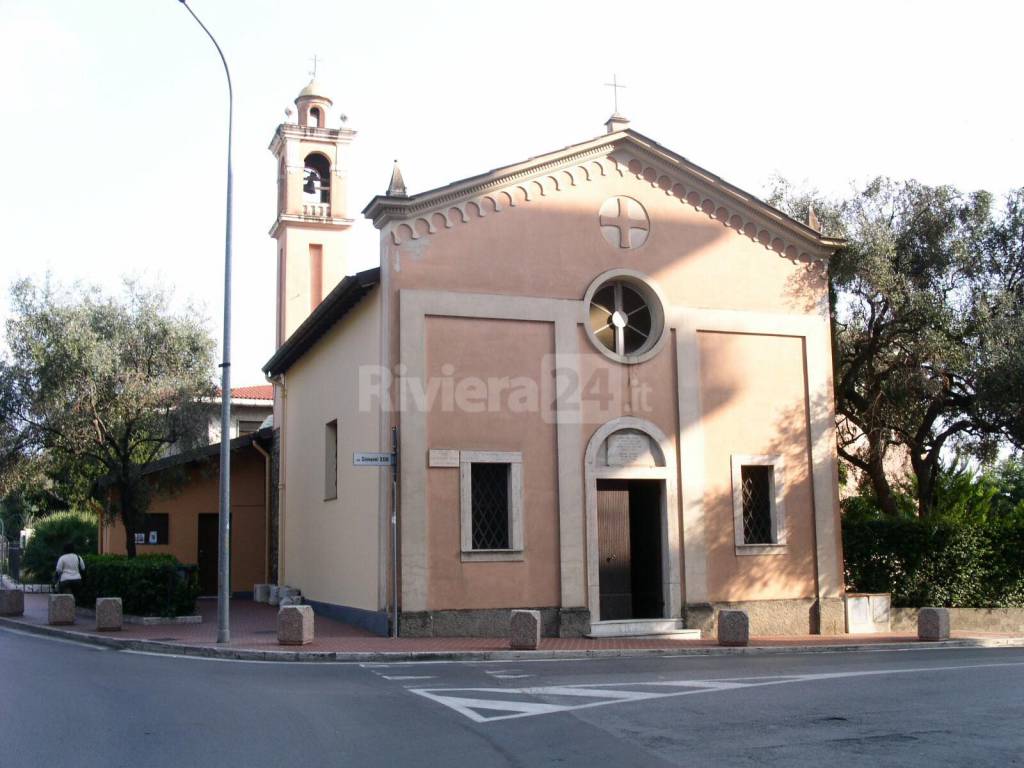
599, 196, 650, 249
583, 270, 667, 364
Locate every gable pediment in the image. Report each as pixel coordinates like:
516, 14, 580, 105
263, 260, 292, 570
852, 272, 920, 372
362, 130, 842, 268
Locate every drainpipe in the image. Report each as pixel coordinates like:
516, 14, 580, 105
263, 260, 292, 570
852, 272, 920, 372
267, 372, 286, 584
252, 439, 272, 584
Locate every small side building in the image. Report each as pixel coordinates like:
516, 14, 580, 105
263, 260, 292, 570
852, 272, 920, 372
99, 430, 273, 597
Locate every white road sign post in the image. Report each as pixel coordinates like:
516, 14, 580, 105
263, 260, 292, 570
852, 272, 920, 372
353, 427, 399, 637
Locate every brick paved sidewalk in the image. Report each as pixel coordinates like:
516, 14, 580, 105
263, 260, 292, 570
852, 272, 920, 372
5, 593, 1018, 655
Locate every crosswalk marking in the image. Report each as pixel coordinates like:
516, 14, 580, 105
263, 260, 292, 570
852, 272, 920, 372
410, 661, 1024, 724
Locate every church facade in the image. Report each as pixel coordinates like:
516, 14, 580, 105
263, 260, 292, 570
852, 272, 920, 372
263, 81, 847, 638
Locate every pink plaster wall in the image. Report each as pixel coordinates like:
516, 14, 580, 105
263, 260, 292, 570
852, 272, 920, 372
698, 331, 817, 601
424, 317, 560, 609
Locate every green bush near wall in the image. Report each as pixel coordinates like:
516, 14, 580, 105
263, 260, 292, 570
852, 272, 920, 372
843, 517, 1024, 608
20, 510, 98, 583
78, 554, 200, 617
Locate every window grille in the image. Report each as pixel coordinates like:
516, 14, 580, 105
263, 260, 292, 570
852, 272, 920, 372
471, 462, 510, 550
741, 465, 773, 544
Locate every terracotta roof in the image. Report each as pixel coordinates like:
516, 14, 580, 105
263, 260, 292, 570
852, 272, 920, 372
214, 385, 274, 401
231, 385, 274, 401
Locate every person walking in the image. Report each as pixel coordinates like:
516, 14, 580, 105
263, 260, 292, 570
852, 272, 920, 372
55, 543, 85, 598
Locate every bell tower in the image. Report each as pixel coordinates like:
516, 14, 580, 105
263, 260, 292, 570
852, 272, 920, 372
269, 79, 356, 346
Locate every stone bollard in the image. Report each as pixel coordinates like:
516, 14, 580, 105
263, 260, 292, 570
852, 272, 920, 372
278, 605, 314, 646
95, 598, 123, 632
0, 589, 25, 617
918, 607, 950, 641
510, 609, 541, 650
48, 594, 75, 626
268, 585, 281, 606
717, 609, 750, 647
253, 584, 271, 604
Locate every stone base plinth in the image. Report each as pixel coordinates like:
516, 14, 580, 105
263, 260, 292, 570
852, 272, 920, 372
95, 597, 123, 631
918, 607, 951, 641
0, 589, 25, 617
717, 609, 750, 646
278, 605, 314, 645
510, 610, 541, 650
48, 594, 75, 625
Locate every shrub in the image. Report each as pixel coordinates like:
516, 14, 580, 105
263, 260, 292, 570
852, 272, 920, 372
77, 554, 200, 617
843, 515, 1024, 608
20, 510, 98, 583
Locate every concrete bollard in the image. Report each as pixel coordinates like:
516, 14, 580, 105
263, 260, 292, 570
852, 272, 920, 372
918, 607, 951, 641
95, 597, 123, 632
253, 584, 271, 604
48, 593, 75, 625
268, 585, 281, 606
717, 609, 750, 647
510, 609, 541, 650
0, 589, 25, 617
278, 605, 314, 646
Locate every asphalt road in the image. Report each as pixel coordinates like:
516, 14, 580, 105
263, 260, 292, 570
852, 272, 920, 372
2, 627, 1022, 767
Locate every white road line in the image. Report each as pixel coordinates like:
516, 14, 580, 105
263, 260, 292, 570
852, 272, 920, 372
489, 674, 533, 679
410, 660, 1024, 723
382, 675, 435, 681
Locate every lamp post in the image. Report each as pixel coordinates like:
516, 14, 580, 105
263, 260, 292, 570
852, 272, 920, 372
178, 0, 233, 644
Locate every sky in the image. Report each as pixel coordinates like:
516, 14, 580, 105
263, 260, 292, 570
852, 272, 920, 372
0, 0, 1020, 386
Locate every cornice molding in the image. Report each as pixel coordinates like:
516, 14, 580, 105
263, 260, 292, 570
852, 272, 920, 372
268, 124, 357, 155
371, 131, 839, 270
268, 214, 355, 238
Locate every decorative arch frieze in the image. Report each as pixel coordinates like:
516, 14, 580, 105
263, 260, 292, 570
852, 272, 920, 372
386, 143, 830, 272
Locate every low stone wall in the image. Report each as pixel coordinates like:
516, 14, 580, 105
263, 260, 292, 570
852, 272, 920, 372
891, 607, 1024, 634
400, 607, 591, 638
685, 598, 845, 636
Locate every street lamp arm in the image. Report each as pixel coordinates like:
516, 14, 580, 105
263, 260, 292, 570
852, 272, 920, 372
178, 1, 234, 107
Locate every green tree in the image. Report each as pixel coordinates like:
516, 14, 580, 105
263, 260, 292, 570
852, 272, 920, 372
1, 278, 216, 555
771, 179, 1024, 517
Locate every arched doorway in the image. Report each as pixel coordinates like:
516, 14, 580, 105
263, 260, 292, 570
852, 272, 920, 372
585, 418, 682, 624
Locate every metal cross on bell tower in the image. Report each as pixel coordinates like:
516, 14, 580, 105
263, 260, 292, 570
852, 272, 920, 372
309, 54, 322, 79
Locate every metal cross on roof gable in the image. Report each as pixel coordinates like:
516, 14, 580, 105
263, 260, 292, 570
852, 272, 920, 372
604, 74, 626, 113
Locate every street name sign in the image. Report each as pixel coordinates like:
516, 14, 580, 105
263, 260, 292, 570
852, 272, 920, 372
353, 452, 394, 467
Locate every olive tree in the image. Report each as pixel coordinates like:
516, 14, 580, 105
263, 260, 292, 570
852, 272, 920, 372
771, 179, 1024, 517
1, 278, 216, 554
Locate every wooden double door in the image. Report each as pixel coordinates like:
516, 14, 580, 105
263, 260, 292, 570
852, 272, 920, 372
597, 479, 664, 621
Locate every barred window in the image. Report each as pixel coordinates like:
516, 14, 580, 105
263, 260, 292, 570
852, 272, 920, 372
459, 451, 524, 560
730, 454, 786, 554
471, 463, 510, 550
741, 466, 773, 544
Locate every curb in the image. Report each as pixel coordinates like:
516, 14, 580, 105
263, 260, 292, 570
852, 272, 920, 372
3, 616, 1023, 663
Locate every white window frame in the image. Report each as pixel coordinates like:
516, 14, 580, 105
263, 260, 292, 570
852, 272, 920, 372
730, 454, 787, 555
459, 451, 524, 562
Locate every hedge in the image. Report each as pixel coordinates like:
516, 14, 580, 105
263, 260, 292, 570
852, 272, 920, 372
843, 516, 1024, 608
78, 554, 200, 617
20, 510, 98, 583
